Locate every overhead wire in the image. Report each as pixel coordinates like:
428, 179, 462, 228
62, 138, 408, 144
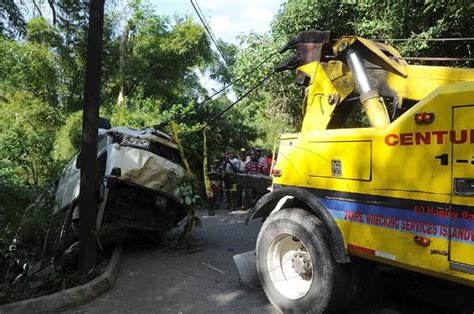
202, 69, 276, 129
194, 1, 222, 53
371, 37, 474, 42
172, 50, 279, 124
390, 56, 474, 62
371, 37, 474, 63
190, 0, 230, 68
186, 0, 282, 128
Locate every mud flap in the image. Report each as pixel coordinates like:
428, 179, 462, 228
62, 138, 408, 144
233, 250, 260, 289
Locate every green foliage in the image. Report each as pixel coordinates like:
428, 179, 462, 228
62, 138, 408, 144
0, 184, 36, 249
231, 32, 304, 146
0, 0, 26, 37
114, 2, 214, 106
159, 96, 258, 168
272, 0, 357, 41
0, 92, 63, 186
208, 39, 239, 84
271, 0, 473, 60
351, 1, 472, 61
174, 178, 202, 239
108, 95, 164, 128
52, 111, 83, 163
0, 15, 77, 289
0, 38, 58, 104
26, 17, 61, 46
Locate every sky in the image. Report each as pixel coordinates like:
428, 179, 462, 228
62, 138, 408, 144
150, 0, 285, 44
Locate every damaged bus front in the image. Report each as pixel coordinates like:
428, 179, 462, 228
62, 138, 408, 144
54, 125, 188, 248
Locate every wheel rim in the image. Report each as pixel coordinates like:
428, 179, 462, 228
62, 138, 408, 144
267, 233, 313, 300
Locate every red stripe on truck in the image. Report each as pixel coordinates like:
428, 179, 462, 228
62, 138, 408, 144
347, 244, 375, 255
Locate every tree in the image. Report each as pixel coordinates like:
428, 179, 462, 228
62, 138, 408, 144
0, 20, 63, 187
0, 0, 26, 37
0, 92, 63, 186
207, 39, 239, 85
0, 34, 58, 104
112, 1, 213, 108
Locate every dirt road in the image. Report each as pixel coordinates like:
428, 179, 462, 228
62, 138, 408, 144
71, 209, 472, 314
72, 209, 275, 313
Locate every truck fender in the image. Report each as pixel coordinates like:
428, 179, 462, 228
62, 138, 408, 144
246, 187, 350, 264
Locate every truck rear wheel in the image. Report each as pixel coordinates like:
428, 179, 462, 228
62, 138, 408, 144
256, 208, 349, 313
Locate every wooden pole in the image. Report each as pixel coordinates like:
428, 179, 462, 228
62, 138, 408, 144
79, 0, 105, 276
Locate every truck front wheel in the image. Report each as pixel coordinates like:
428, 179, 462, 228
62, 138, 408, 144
256, 208, 349, 313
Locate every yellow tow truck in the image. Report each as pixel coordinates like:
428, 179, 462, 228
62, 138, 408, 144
246, 31, 474, 312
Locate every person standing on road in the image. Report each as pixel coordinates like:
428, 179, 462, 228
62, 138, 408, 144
225, 150, 240, 173
245, 150, 265, 175
265, 149, 273, 176
224, 150, 240, 209
243, 149, 265, 209
237, 148, 247, 208
208, 159, 223, 215
238, 148, 247, 173
255, 148, 267, 174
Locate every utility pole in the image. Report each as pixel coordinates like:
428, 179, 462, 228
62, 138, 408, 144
79, 0, 105, 276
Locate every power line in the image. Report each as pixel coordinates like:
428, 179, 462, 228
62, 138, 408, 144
325, 54, 473, 62
202, 51, 278, 101
190, 0, 229, 68
203, 70, 276, 129
372, 37, 474, 42
193, 0, 221, 49
330, 37, 474, 43
390, 56, 474, 62
173, 51, 279, 123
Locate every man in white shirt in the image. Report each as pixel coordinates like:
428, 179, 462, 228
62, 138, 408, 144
223, 150, 240, 209
225, 151, 240, 173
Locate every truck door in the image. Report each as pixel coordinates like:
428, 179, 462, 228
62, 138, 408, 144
450, 105, 474, 273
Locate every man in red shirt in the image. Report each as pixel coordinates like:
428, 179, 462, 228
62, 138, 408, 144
245, 150, 265, 174
265, 149, 273, 176
243, 150, 265, 208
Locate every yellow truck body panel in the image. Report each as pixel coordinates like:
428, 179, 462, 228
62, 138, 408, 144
273, 74, 474, 285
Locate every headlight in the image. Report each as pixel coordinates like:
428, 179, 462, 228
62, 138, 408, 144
122, 136, 150, 149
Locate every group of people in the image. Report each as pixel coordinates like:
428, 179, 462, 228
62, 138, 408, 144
208, 147, 273, 214
224, 147, 273, 176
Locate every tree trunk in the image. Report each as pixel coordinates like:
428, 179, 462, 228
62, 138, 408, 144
32, 0, 43, 17
47, 0, 57, 26
79, 0, 105, 276
117, 23, 130, 106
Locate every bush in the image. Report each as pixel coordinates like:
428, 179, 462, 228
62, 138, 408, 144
52, 111, 83, 163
